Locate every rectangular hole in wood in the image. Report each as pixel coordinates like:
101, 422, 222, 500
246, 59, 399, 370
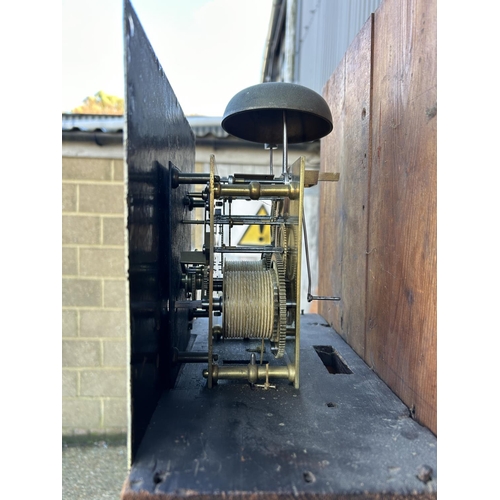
313, 346, 353, 374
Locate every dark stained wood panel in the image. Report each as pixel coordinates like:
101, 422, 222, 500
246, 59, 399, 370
122, 316, 437, 499
366, 0, 436, 433
125, 0, 196, 458
319, 18, 373, 358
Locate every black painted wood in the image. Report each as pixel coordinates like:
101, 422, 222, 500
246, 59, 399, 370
125, 0, 195, 459
122, 314, 437, 499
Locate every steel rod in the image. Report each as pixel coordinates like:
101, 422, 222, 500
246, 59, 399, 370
283, 110, 288, 176
302, 205, 341, 302
214, 246, 283, 254
172, 170, 218, 187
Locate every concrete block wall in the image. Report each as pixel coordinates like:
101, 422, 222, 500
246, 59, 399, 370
62, 156, 128, 436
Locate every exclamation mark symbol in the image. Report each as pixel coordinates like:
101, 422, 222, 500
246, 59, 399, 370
259, 224, 264, 242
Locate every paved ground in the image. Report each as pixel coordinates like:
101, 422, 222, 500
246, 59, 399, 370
62, 437, 128, 500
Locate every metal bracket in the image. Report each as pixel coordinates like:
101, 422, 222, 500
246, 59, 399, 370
302, 206, 341, 303
307, 294, 341, 302
304, 170, 340, 187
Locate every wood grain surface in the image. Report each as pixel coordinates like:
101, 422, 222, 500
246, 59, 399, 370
366, 0, 437, 434
319, 16, 373, 359
319, 0, 436, 434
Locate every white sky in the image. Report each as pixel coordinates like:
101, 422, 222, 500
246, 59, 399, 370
62, 0, 273, 116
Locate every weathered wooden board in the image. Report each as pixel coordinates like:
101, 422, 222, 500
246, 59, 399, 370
122, 316, 437, 499
319, 17, 373, 358
318, 44, 344, 334
366, 0, 436, 434
318, 0, 436, 434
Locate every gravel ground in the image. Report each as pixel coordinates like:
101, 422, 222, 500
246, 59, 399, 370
62, 438, 128, 500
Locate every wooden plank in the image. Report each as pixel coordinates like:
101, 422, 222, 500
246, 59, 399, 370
318, 51, 344, 334
125, 0, 195, 459
366, 0, 437, 434
319, 17, 372, 358
122, 315, 437, 499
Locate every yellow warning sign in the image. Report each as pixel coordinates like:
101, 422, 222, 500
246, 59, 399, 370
238, 205, 271, 245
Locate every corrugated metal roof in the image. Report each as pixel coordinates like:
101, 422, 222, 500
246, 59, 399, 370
187, 116, 230, 138
62, 113, 229, 139
62, 114, 124, 133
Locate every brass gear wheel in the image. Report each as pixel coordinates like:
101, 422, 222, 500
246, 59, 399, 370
271, 200, 283, 243
274, 223, 288, 269
261, 252, 273, 269
284, 224, 297, 282
270, 252, 287, 358
202, 266, 210, 299
271, 199, 297, 282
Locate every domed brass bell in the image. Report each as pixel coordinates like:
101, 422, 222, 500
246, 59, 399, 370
221, 82, 333, 144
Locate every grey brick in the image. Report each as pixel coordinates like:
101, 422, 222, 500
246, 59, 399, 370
113, 159, 125, 181
62, 247, 78, 275
62, 399, 101, 428
79, 184, 124, 214
62, 215, 101, 244
63, 157, 112, 181
80, 310, 126, 338
105, 427, 127, 436
79, 248, 125, 277
62, 278, 102, 307
62, 310, 78, 337
103, 280, 127, 308
62, 370, 78, 396
103, 340, 127, 367
63, 340, 101, 367
62, 183, 77, 212
103, 217, 125, 245
103, 398, 128, 428
80, 370, 127, 397
71, 428, 90, 436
